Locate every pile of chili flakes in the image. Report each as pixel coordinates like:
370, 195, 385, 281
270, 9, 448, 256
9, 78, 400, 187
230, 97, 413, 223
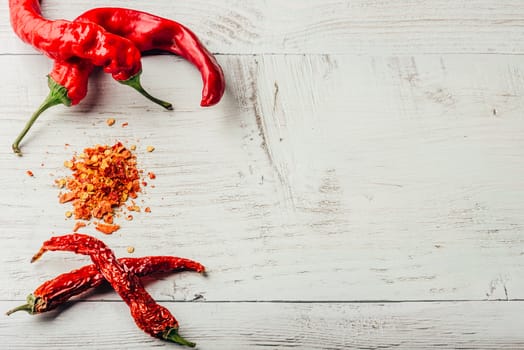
57, 142, 154, 234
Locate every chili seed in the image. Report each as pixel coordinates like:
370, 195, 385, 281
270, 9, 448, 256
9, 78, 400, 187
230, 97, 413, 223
127, 246, 135, 254
146, 146, 155, 152
106, 118, 116, 126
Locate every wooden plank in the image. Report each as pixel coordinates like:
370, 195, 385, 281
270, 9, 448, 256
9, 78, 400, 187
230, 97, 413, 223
2, 0, 524, 55
1, 53, 523, 302
1, 301, 523, 349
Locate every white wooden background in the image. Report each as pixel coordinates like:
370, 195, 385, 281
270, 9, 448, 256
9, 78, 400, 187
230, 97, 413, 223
1, 1, 524, 349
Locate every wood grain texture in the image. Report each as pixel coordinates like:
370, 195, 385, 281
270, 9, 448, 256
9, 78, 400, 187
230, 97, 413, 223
1, 53, 523, 302
1, 301, 523, 349
2, 0, 524, 348
2, 0, 524, 55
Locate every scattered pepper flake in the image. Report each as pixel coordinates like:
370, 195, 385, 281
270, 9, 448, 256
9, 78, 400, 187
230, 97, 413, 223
103, 213, 114, 224
59, 191, 76, 203
106, 118, 116, 126
146, 146, 155, 153
73, 221, 87, 232
130, 145, 137, 151
147, 172, 156, 180
95, 222, 120, 235
26, 170, 34, 177
144, 207, 151, 213
127, 205, 141, 212
56, 178, 67, 188
122, 122, 129, 127
127, 246, 135, 254
125, 214, 134, 221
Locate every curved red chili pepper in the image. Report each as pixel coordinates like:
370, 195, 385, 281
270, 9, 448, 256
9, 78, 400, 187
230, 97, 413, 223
32, 234, 196, 347
75, 8, 225, 107
9, 0, 141, 80
6, 256, 205, 315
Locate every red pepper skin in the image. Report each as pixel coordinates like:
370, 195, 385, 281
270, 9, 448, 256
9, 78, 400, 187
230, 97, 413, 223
76, 8, 225, 106
6, 256, 205, 315
9, 0, 141, 80
32, 234, 196, 347
49, 58, 94, 105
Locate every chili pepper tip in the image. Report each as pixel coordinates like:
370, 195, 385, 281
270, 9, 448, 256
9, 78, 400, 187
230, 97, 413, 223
30, 249, 45, 263
163, 328, 196, 347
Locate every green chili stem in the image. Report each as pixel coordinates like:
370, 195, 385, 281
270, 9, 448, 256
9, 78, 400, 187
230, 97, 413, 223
5, 303, 32, 316
163, 328, 196, 347
120, 72, 173, 110
12, 76, 71, 156
6, 294, 37, 315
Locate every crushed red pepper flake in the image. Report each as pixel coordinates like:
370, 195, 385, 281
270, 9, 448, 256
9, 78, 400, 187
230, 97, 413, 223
73, 221, 87, 232
95, 222, 120, 235
26, 170, 34, 177
59, 142, 141, 233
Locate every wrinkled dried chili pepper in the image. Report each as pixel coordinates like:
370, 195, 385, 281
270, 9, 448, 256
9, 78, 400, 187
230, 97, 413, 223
9, 0, 172, 155
31, 234, 196, 347
6, 256, 205, 316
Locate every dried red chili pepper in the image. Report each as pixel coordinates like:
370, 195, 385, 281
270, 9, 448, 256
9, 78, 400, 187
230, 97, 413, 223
75, 7, 226, 107
31, 234, 196, 347
6, 256, 205, 315
9, 0, 172, 155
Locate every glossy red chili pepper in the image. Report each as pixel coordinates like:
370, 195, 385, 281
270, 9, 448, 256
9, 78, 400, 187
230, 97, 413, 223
9, 0, 141, 80
9, 0, 172, 155
6, 256, 205, 316
31, 234, 196, 347
75, 7, 226, 107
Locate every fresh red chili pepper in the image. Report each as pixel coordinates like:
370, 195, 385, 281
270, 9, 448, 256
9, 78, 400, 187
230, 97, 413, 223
9, 0, 172, 155
75, 7, 226, 107
9, 0, 140, 79
42, 6, 226, 115
6, 256, 205, 316
31, 234, 196, 347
